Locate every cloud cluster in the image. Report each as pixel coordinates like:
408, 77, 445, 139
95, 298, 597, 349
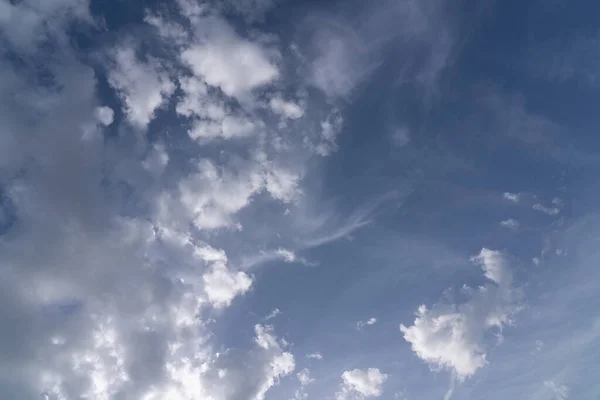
0, 0, 356, 398
1, 0, 541, 398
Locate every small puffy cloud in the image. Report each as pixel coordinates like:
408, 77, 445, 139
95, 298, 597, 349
270, 97, 305, 119
292, 368, 314, 400
94, 106, 114, 126
181, 16, 279, 100
157, 324, 294, 400
336, 368, 388, 399
275, 248, 297, 262
357, 317, 377, 330
176, 75, 259, 141
400, 249, 518, 381
264, 166, 302, 203
202, 262, 253, 308
533, 203, 560, 216
500, 218, 520, 230
503, 192, 521, 203
252, 325, 296, 400
306, 352, 323, 360
544, 380, 569, 400
297, 368, 314, 385
176, 159, 264, 230
108, 46, 175, 128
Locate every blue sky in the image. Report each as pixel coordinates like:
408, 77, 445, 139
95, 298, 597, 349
1, 0, 599, 399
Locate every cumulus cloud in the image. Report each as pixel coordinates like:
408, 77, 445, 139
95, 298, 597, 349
94, 106, 115, 126
203, 262, 253, 308
107, 46, 175, 128
357, 317, 378, 330
503, 192, 521, 203
270, 97, 305, 119
306, 352, 323, 360
171, 156, 301, 231
291, 368, 315, 400
500, 218, 520, 230
400, 249, 519, 381
336, 368, 388, 399
180, 15, 279, 101
176, 75, 260, 141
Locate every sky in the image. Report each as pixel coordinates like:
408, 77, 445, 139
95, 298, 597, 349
1, 0, 599, 399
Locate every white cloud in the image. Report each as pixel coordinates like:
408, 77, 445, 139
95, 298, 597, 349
181, 16, 279, 100
107, 46, 175, 129
544, 380, 569, 400
297, 368, 314, 386
176, 158, 265, 230
275, 248, 297, 262
94, 106, 115, 126
336, 368, 388, 399
500, 218, 520, 230
202, 262, 253, 308
172, 157, 301, 231
291, 368, 314, 400
264, 165, 302, 203
306, 352, 323, 360
357, 317, 377, 330
503, 192, 521, 203
533, 203, 561, 216
552, 197, 563, 207
264, 308, 282, 321
239, 247, 311, 270
176, 75, 260, 141
144, 324, 294, 400
270, 97, 305, 119
400, 249, 519, 381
